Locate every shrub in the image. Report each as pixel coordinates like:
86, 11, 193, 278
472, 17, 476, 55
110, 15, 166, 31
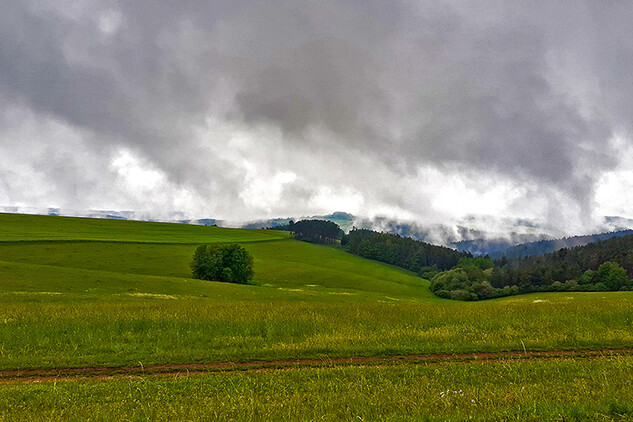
598, 262, 629, 291
471, 281, 497, 299
419, 265, 440, 280
430, 268, 470, 292
191, 243, 254, 284
592, 282, 609, 292
450, 289, 478, 301
434, 289, 451, 299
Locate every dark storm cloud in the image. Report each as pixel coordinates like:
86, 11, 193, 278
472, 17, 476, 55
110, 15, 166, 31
0, 0, 631, 225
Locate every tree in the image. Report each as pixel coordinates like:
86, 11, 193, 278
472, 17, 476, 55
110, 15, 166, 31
578, 269, 597, 285
191, 243, 254, 284
345, 228, 470, 271
457, 257, 494, 270
291, 219, 343, 244
598, 261, 629, 291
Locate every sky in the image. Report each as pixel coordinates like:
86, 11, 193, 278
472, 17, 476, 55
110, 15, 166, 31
1, 1, 632, 233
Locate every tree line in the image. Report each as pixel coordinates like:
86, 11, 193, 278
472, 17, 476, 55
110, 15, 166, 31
269, 220, 633, 301
490, 234, 633, 291
276, 222, 471, 275
289, 219, 344, 244
431, 234, 633, 301
342, 228, 472, 275
487, 229, 633, 260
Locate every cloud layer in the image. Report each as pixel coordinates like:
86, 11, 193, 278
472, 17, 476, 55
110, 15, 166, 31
1, 1, 632, 232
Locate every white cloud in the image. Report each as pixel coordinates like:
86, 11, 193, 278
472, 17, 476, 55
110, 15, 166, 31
594, 136, 633, 219
239, 162, 297, 213
1, 1, 632, 235
424, 167, 525, 219
310, 186, 365, 216
111, 149, 165, 192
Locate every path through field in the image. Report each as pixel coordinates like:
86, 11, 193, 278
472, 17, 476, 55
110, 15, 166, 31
3, 348, 631, 383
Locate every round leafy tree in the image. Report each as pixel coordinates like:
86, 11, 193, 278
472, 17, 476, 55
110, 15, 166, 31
191, 243, 254, 284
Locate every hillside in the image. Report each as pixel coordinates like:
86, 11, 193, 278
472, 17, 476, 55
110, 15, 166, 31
0, 213, 435, 305
0, 212, 287, 243
495, 232, 633, 284
487, 230, 633, 259
343, 228, 471, 273
3, 213, 633, 421
428, 232, 633, 301
450, 234, 549, 256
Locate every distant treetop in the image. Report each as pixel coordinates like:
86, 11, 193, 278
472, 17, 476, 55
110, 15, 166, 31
291, 219, 343, 244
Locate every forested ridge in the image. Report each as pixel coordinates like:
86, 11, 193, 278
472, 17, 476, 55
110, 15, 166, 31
491, 233, 633, 287
342, 229, 472, 275
487, 229, 633, 259
274, 220, 633, 301
432, 233, 633, 301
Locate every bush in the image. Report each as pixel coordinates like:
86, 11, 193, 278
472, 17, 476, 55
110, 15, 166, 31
592, 282, 609, 292
500, 285, 519, 296
450, 289, 478, 301
431, 268, 468, 292
471, 281, 497, 299
191, 243, 254, 284
598, 262, 629, 291
419, 265, 440, 280
434, 289, 451, 299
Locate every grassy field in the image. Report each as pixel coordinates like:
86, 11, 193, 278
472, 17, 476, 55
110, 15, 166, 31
1, 212, 633, 420
0, 213, 287, 243
4, 357, 633, 421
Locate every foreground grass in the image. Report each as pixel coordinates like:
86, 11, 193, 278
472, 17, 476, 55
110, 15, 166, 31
3, 356, 633, 421
1, 293, 632, 370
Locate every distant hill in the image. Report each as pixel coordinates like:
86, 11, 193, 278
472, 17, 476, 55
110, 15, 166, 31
348, 214, 560, 247
3, 206, 633, 249
241, 212, 356, 232
450, 234, 550, 256
488, 230, 633, 260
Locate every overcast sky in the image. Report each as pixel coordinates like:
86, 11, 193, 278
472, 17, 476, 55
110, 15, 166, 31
1, 1, 632, 232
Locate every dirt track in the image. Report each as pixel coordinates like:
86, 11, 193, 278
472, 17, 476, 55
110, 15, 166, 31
2, 348, 631, 384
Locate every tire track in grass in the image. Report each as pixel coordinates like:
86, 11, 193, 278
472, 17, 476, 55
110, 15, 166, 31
2, 348, 633, 383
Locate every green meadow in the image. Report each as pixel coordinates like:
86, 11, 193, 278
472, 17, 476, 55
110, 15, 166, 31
4, 357, 633, 421
1, 213, 633, 420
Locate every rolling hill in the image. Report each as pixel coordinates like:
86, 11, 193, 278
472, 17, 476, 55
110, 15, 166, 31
2, 213, 633, 420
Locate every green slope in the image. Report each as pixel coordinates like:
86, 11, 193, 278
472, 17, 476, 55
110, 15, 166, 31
0, 213, 287, 243
1, 213, 633, 372
0, 213, 431, 301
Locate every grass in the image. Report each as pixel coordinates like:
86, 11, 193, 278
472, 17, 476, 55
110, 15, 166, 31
0, 213, 287, 243
0, 240, 432, 298
1, 213, 633, 419
2, 294, 633, 370
3, 356, 633, 421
